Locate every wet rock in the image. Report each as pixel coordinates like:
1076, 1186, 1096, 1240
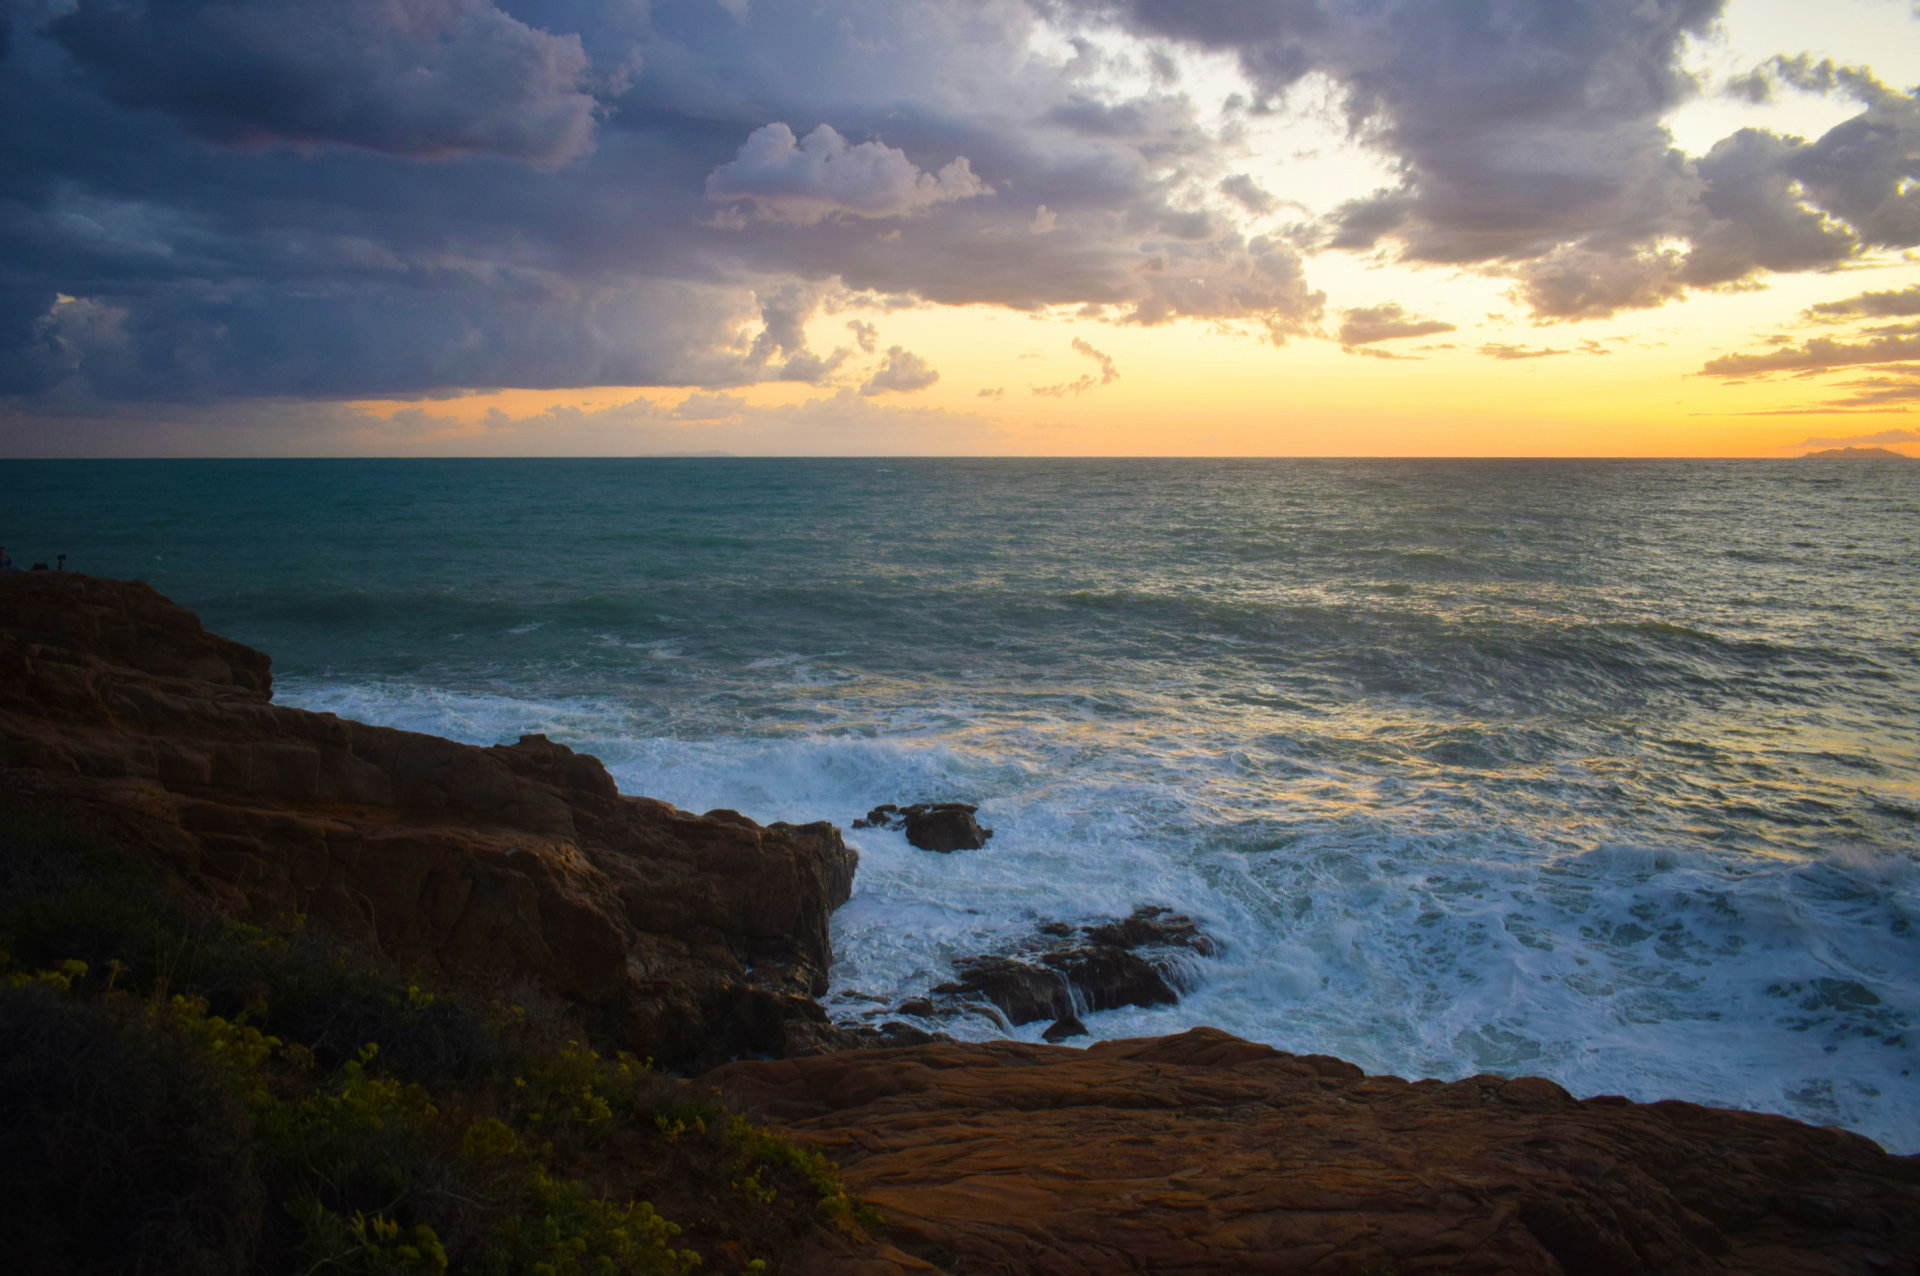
853, 802, 992, 851
1082, 904, 1215, 957
902, 804, 990, 852
1039, 946, 1178, 1013
925, 906, 1215, 1027
932, 956, 1070, 1026
1041, 1013, 1087, 1043
851, 804, 898, 831
786, 1018, 952, 1056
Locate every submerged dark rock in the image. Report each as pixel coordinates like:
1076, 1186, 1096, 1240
1039, 946, 1178, 1013
852, 802, 992, 851
928, 906, 1215, 1027
1083, 905, 1216, 957
933, 956, 1072, 1026
1041, 1013, 1087, 1042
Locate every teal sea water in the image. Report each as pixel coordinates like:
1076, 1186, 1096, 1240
9, 457, 1919, 1150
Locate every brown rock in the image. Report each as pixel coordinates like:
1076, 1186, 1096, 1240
932, 956, 1071, 1026
1082, 903, 1216, 957
709, 1026, 1920, 1275
1040, 1013, 1086, 1042
856, 802, 992, 851
925, 905, 1213, 1026
900, 804, 989, 852
0, 573, 854, 1069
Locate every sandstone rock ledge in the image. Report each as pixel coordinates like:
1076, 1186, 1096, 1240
711, 1028, 1920, 1275
0, 572, 854, 1068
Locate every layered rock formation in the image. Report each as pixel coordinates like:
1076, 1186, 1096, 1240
712, 1028, 1920, 1275
0, 572, 853, 1068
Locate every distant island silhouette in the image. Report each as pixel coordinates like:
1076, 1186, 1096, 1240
1799, 445, 1914, 460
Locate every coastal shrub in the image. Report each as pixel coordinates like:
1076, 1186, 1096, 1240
0, 817, 880, 1273
0, 982, 263, 1275
213, 930, 508, 1082
0, 817, 210, 990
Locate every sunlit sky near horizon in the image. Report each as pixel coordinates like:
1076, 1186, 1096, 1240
4, 0, 1920, 456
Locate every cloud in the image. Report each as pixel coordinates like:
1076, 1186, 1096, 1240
705, 122, 989, 223
1071, 337, 1119, 384
23, 0, 1920, 428
669, 391, 751, 421
1076, 0, 1920, 320
1033, 337, 1121, 395
1219, 174, 1276, 215
1337, 303, 1455, 346
1481, 343, 1568, 360
48, 0, 598, 164
2, 0, 1341, 410
1701, 334, 1920, 378
1809, 285, 1920, 320
846, 319, 879, 353
977, 386, 1004, 398
744, 282, 852, 384
860, 345, 939, 395
1828, 367, 1920, 405
1795, 428, 1920, 447
1729, 54, 1893, 108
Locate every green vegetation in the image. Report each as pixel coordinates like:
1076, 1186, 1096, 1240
0, 819, 874, 1275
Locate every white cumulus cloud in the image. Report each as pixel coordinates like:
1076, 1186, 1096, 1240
706, 123, 989, 224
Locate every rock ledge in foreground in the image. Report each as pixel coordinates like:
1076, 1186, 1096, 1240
708, 1026, 1920, 1276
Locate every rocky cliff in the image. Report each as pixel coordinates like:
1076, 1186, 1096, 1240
0, 571, 854, 1068
5, 573, 1917, 1273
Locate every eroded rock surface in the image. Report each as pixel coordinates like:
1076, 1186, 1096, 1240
0, 573, 854, 1068
710, 1027, 1920, 1275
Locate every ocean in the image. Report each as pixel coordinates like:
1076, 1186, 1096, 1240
8, 457, 1917, 1151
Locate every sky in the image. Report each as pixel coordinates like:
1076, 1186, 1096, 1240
3, 0, 1919, 457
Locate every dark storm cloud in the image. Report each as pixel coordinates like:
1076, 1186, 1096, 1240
1069, 0, 1920, 320
6, 0, 1918, 419
48, 0, 599, 163
2, 0, 1331, 408
1071, 1, 1717, 265
1730, 54, 1892, 108
1337, 303, 1454, 346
